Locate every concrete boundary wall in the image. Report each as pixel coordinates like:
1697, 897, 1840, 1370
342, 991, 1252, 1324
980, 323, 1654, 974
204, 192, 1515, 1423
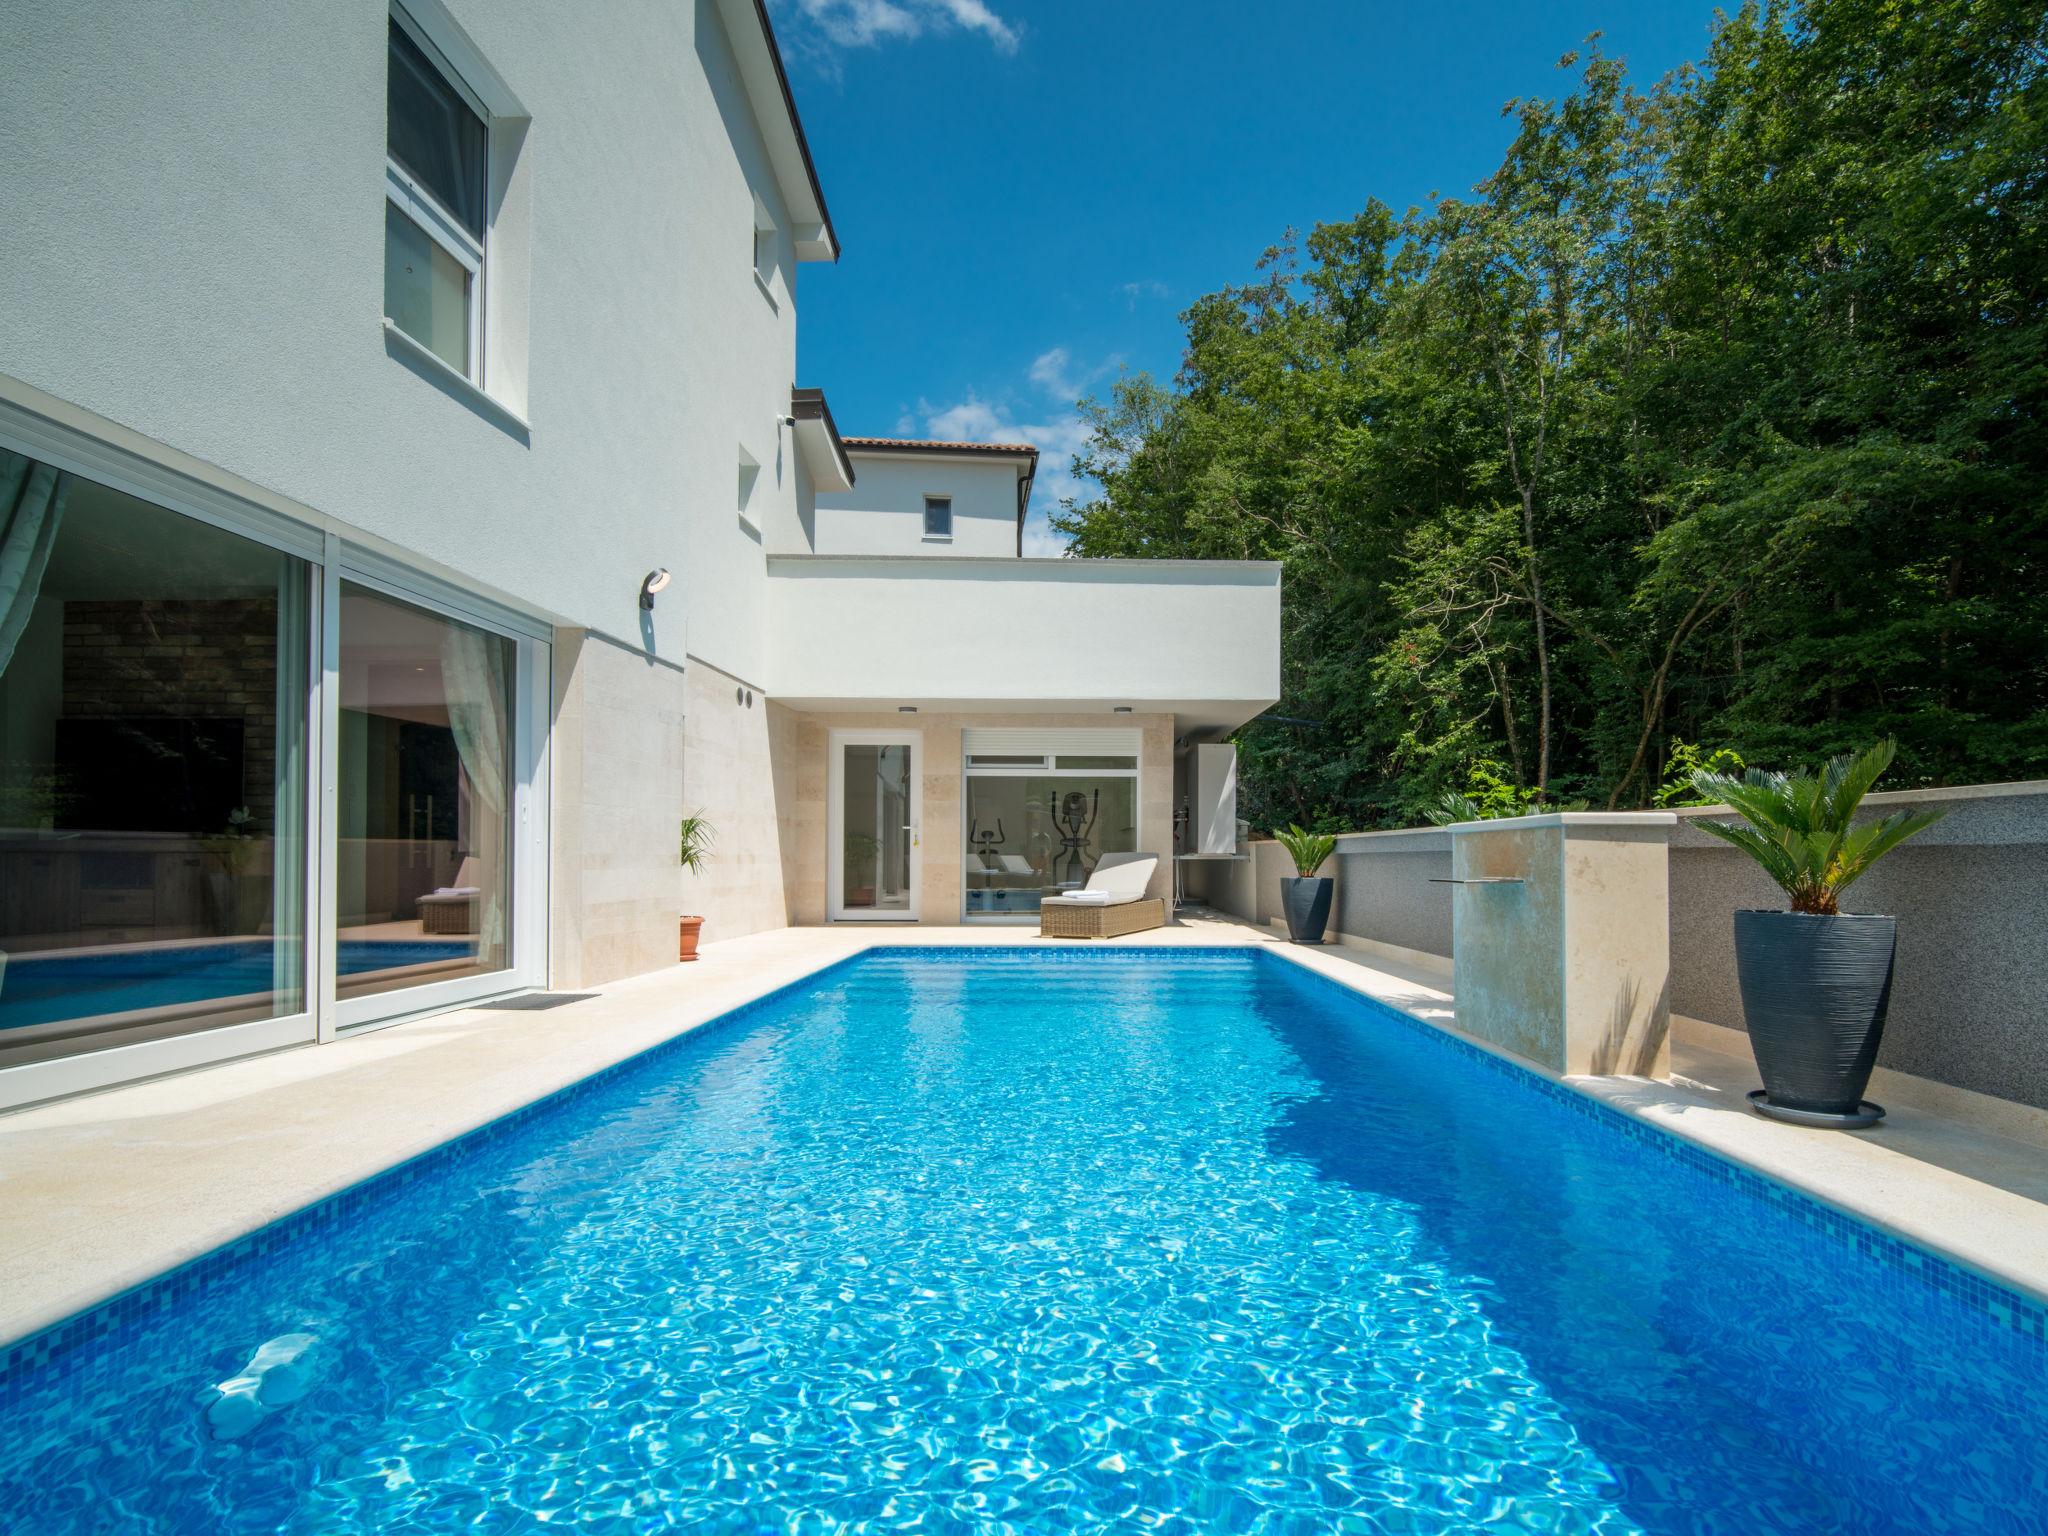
1204, 782, 2048, 1114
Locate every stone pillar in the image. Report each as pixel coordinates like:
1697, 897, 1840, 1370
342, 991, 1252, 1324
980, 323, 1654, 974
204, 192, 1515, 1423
1449, 812, 1674, 1078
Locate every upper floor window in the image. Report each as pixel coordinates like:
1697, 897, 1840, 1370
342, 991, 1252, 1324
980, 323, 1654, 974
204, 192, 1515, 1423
923, 496, 953, 540
385, 12, 487, 379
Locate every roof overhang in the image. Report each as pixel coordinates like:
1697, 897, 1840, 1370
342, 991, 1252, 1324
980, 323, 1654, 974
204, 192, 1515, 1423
717, 0, 839, 262
840, 439, 1041, 555
791, 387, 855, 492
764, 554, 1282, 738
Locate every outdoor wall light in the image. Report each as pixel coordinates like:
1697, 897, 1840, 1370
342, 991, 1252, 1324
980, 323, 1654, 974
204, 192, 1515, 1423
1112, 706, 1133, 714
639, 568, 672, 609
898, 705, 918, 713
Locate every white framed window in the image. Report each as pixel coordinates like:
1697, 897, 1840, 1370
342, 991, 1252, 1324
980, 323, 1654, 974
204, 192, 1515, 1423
385, 8, 489, 381
923, 495, 953, 540
960, 729, 1142, 921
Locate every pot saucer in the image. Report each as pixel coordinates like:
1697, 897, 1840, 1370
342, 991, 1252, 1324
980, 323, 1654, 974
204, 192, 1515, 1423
1747, 1089, 1884, 1129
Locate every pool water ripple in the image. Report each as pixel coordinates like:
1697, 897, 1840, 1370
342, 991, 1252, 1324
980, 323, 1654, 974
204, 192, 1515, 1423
0, 949, 2041, 1533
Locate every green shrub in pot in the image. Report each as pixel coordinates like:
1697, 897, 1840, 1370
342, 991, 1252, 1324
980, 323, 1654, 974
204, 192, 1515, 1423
1690, 740, 1943, 1126
1272, 825, 1338, 945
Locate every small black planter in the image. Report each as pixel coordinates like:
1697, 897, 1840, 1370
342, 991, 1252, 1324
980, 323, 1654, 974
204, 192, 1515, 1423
1732, 909, 1895, 1127
1280, 876, 1334, 944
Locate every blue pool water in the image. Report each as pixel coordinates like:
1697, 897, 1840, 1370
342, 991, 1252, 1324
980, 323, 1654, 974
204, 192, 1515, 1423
1, 948, 2041, 1533
0, 939, 478, 1030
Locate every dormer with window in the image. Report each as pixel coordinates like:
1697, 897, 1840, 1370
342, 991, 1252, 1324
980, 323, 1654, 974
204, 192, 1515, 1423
810, 440, 1041, 558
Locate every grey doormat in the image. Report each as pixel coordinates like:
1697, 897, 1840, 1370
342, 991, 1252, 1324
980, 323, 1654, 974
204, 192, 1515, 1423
476, 992, 599, 1011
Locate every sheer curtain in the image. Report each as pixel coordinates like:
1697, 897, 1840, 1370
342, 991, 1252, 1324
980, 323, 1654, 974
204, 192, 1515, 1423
0, 448, 67, 675
437, 621, 510, 962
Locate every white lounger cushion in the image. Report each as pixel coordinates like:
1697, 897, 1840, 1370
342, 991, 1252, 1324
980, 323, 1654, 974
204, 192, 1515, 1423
1086, 852, 1157, 897
1042, 853, 1158, 908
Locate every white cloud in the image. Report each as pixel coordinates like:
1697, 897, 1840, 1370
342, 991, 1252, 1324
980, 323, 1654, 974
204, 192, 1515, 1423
1024, 345, 1120, 405
787, 0, 1020, 56
1027, 346, 1078, 398
1118, 278, 1171, 308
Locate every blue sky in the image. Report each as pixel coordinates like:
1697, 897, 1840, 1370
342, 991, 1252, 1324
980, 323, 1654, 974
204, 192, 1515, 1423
772, 0, 1730, 552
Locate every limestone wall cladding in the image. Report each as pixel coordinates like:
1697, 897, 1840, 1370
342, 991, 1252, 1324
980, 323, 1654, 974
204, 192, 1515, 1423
1210, 783, 2048, 1111
677, 658, 800, 942
1444, 816, 1671, 1079
1450, 825, 1568, 1071
548, 629, 687, 990
787, 711, 1174, 925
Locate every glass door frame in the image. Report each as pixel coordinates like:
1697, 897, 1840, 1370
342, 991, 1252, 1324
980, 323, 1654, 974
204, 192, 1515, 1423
0, 398, 551, 1109
959, 734, 1144, 925
826, 729, 921, 922
0, 403, 326, 1110
323, 542, 552, 1038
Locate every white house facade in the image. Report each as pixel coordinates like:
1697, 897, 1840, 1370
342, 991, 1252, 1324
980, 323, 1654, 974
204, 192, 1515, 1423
0, 0, 1279, 1108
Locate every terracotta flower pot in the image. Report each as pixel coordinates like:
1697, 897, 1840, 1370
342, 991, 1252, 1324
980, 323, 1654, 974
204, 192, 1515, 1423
678, 916, 705, 962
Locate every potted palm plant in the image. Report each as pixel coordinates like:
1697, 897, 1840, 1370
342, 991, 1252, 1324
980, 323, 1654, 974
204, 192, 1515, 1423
678, 813, 714, 961
1691, 740, 1943, 1127
1273, 824, 1338, 944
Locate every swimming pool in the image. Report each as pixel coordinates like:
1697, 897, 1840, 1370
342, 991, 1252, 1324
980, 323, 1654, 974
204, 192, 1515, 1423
1, 948, 2041, 1532
0, 939, 478, 1031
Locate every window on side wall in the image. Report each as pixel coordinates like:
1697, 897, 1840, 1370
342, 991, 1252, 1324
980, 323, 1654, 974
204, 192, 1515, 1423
385, 10, 488, 379
752, 195, 777, 301
923, 496, 953, 541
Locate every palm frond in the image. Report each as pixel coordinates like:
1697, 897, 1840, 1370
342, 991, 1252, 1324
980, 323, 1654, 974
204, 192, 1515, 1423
1274, 823, 1338, 877
1823, 739, 1897, 829
1831, 808, 1945, 896
1694, 817, 1801, 891
1689, 742, 1941, 908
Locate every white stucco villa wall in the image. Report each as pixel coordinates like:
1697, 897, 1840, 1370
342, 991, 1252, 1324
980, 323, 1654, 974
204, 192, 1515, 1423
812, 454, 1024, 558
0, 0, 801, 684
765, 556, 1282, 727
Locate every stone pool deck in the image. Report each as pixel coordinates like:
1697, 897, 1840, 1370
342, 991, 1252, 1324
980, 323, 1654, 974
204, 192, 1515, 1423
2, 916, 2045, 1352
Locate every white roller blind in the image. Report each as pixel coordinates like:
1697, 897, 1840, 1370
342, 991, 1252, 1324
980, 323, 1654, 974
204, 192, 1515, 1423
962, 727, 1142, 756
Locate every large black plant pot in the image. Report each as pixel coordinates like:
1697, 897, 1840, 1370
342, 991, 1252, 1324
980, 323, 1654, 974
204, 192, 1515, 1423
1281, 876, 1334, 944
1732, 910, 1895, 1128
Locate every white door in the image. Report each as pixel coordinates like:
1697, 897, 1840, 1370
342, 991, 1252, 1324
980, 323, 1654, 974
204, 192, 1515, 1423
829, 732, 920, 921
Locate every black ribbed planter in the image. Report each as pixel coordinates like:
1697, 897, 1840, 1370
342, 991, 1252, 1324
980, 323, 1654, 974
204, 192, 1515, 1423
1732, 910, 1895, 1127
1280, 876, 1333, 944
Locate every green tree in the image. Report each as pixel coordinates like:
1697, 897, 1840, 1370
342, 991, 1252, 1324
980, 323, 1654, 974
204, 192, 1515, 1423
1055, 0, 2046, 828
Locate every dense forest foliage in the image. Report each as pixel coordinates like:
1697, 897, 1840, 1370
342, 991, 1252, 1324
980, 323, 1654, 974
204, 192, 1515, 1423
1053, 0, 2047, 829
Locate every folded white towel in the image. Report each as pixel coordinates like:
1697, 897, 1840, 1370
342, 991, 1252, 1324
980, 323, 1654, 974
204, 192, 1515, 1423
430, 886, 482, 897
1055, 890, 1112, 904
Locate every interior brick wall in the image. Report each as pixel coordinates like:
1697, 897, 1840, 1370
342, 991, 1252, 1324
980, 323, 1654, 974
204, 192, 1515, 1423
61, 598, 281, 829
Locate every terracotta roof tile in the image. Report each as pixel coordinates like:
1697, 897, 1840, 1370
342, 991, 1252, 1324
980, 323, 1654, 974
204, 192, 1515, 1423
841, 437, 1039, 458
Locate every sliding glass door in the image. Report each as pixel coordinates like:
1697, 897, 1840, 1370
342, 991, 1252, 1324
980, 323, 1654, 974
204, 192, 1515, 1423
334, 581, 514, 1006
0, 451, 311, 1074
0, 429, 549, 1108
961, 732, 1140, 921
